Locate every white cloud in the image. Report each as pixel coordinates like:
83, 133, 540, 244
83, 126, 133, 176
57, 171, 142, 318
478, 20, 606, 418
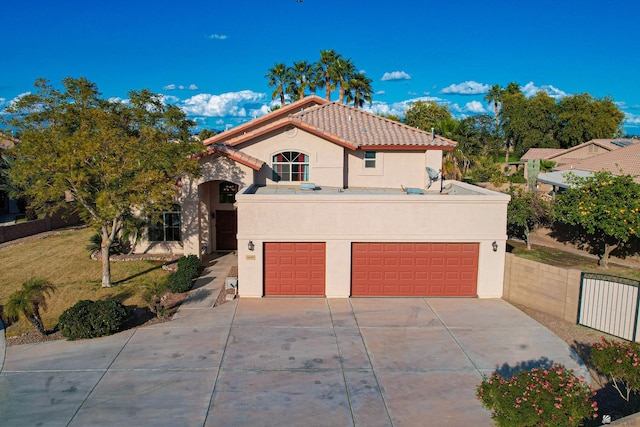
381, 71, 411, 81
0, 97, 5, 106
375, 90, 385, 96
179, 90, 267, 118
208, 34, 228, 40
160, 95, 180, 104
625, 112, 640, 125
465, 100, 486, 113
163, 84, 177, 90
188, 84, 199, 91
521, 81, 568, 99
365, 96, 447, 118
441, 81, 490, 95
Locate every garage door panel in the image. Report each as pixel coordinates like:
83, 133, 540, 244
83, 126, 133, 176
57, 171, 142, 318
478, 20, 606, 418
264, 243, 326, 296
351, 242, 478, 297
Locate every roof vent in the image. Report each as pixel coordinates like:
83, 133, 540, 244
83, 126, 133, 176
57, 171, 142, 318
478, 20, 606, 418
300, 183, 317, 191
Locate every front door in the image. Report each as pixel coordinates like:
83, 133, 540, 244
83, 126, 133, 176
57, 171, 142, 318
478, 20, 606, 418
215, 210, 238, 250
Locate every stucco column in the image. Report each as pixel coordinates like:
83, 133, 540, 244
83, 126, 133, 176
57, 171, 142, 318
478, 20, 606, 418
477, 239, 507, 298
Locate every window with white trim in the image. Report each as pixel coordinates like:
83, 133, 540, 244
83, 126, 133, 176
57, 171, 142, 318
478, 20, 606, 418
148, 205, 181, 242
272, 151, 309, 182
364, 151, 376, 168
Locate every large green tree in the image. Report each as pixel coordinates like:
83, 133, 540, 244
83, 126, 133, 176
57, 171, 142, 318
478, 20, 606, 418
5, 77, 200, 287
501, 91, 557, 158
265, 62, 290, 107
506, 186, 549, 250
484, 84, 503, 131
345, 72, 373, 109
318, 49, 340, 101
403, 100, 452, 132
286, 60, 317, 101
553, 171, 640, 267
554, 93, 624, 148
333, 57, 357, 103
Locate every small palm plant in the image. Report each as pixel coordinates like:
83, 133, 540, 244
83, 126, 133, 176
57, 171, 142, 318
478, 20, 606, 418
4, 278, 57, 335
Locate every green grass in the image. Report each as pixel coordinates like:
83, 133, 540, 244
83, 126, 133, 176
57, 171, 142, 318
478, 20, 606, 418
508, 240, 640, 280
0, 227, 170, 337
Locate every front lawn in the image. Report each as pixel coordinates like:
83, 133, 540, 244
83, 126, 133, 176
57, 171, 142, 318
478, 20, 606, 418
0, 227, 171, 337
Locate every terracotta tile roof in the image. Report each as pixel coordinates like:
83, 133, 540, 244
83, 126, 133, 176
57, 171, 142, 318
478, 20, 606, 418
203, 95, 328, 146
521, 148, 565, 161
555, 141, 640, 183
290, 102, 457, 150
197, 143, 265, 170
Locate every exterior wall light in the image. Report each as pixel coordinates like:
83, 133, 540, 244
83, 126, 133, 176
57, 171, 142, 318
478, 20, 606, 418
492, 241, 498, 252
248, 241, 255, 251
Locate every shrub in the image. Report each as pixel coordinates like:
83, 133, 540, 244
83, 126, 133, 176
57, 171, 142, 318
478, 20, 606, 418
58, 299, 128, 340
476, 364, 597, 427
178, 255, 201, 279
168, 255, 201, 293
591, 337, 640, 403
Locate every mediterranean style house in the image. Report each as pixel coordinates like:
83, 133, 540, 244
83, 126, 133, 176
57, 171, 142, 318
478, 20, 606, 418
135, 96, 510, 298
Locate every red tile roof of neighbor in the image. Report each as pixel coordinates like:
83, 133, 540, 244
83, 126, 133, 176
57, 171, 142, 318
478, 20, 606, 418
203, 96, 457, 151
555, 141, 640, 183
520, 139, 637, 162
520, 148, 565, 161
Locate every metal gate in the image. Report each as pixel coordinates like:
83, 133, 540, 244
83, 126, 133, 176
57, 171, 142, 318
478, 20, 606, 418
578, 273, 640, 341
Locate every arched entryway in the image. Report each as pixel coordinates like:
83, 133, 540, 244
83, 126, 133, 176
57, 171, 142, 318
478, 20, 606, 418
198, 180, 239, 254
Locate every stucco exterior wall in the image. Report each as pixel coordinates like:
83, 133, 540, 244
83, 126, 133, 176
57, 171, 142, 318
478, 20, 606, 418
346, 150, 443, 190
236, 128, 345, 187
553, 144, 609, 163
236, 181, 509, 298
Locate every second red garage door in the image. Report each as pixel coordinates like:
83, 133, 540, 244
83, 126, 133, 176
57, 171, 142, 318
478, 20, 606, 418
351, 242, 479, 296
264, 242, 326, 296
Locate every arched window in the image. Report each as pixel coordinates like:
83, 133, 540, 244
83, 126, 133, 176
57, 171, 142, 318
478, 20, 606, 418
272, 151, 309, 182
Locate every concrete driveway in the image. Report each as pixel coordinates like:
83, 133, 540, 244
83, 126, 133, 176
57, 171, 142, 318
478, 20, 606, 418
0, 254, 588, 426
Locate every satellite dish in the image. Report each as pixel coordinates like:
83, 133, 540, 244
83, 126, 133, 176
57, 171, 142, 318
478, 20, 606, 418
426, 167, 441, 188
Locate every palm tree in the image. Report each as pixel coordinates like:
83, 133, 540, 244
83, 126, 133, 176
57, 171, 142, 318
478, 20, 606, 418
334, 57, 357, 103
345, 72, 373, 109
484, 84, 503, 132
318, 49, 340, 101
287, 60, 317, 101
265, 62, 290, 107
4, 278, 57, 335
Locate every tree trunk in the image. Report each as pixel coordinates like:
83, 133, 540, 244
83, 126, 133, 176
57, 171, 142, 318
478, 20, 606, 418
505, 138, 510, 164
325, 71, 331, 100
29, 310, 46, 335
279, 88, 285, 108
338, 83, 344, 103
525, 226, 532, 251
598, 243, 619, 268
101, 226, 112, 287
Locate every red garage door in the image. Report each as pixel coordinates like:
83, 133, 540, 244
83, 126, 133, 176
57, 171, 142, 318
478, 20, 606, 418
351, 243, 479, 296
264, 243, 326, 296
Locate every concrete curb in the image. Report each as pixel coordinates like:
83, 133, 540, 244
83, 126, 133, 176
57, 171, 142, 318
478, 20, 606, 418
0, 318, 5, 374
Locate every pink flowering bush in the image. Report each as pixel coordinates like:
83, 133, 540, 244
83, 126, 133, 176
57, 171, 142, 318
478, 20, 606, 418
591, 337, 640, 403
476, 363, 597, 427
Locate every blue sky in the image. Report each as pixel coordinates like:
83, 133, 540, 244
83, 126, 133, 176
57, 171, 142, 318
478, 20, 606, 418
2, 0, 639, 134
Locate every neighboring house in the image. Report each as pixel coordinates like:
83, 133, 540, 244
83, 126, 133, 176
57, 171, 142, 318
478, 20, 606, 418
554, 141, 640, 184
523, 138, 637, 188
136, 96, 510, 298
522, 138, 636, 167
